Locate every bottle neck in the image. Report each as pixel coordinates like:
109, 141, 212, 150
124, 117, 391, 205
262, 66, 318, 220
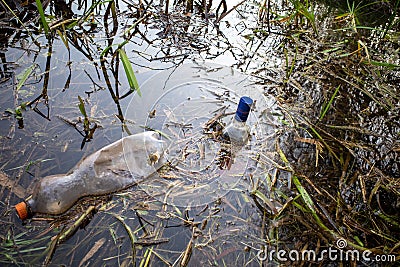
25, 199, 35, 218
233, 117, 247, 126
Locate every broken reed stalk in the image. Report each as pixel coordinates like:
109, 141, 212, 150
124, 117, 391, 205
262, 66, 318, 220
165, 0, 169, 14
180, 237, 193, 267
43, 206, 96, 266
113, 214, 137, 264
99, 54, 125, 122
215, 0, 246, 23
139, 202, 169, 267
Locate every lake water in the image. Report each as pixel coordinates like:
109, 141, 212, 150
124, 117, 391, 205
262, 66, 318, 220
0, 1, 288, 266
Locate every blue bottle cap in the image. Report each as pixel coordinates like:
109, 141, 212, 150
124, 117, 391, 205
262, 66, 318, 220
234, 96, 253, 122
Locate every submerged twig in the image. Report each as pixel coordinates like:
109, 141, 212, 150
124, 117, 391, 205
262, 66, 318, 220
113, 214, 136, 263
215, 0, 246, 23
43, 206, 96, 266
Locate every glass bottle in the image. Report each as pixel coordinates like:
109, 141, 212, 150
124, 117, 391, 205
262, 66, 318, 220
223, 96, 253, 146
15, 131, 165, 220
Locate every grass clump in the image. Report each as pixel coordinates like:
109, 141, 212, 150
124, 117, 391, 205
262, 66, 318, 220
253, 0, 400, 264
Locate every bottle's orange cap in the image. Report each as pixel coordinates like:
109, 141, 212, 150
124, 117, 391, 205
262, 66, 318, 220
15, 202, 28, 220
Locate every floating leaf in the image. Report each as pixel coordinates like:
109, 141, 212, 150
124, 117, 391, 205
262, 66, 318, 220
16, 64, 37, 92
367, 60, 400, 70
251, 189, 278, 214
292, 175, 317, 213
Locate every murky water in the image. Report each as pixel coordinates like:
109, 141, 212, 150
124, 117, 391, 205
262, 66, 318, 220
1, 0, 399, 266
0, 1, 286, 266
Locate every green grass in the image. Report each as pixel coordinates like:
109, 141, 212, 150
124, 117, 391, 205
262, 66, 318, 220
118, 49, 141, 97
289, 0, 318, 33
319, 85, 340, 121
35, 0, 50, 35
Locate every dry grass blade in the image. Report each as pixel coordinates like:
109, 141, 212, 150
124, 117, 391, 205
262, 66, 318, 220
134, 237, 169, 246
0, 171, 26, 198
215, 0, 247, 23
78, 237, 106, 267
58, 206, 96, 243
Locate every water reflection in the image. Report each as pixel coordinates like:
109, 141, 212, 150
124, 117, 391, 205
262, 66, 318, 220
0, 1, 283, 266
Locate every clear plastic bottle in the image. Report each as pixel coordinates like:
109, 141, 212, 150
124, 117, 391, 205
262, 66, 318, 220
223, 96, 253, 146
15, 131, 165, 220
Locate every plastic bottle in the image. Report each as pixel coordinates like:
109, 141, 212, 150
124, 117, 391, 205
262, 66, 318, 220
223, 96, 253, 146
15, 131, 165, 220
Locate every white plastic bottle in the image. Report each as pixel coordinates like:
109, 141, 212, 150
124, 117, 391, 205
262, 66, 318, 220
15, 131, 165, 220
223, 96, 253, 146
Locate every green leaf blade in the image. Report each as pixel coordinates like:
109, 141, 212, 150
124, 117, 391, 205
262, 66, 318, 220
118, 49, 141, 97
16, 64, 37, 92
78, 96, 87, 117
35, 0, 50, 35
